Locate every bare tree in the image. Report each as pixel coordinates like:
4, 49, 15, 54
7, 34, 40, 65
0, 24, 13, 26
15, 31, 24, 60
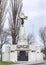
9, 0, 22, 44
39, 26, 46, 58
0, 1, 10, 60
0, 0, 2, 34
0, 0, 9, 46
27, 33, 35, 44
39, 26, 46, 47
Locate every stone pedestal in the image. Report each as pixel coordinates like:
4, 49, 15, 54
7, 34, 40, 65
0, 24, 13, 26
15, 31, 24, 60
10, 45, 17, 62
18, 25, 28, 45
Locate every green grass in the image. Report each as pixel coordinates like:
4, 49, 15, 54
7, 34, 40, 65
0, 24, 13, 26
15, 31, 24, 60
0, 61, 19, 65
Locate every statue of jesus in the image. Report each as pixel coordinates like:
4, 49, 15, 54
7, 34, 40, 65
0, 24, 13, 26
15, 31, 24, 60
18, 12, 27, 26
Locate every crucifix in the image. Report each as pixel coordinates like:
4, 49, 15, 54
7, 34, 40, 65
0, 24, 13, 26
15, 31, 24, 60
18, 13, 28, 26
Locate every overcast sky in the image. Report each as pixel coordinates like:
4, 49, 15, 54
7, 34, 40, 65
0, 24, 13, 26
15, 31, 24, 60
23, 0, 46, 36
3, 0, 46, 51
3, 0, 46, 46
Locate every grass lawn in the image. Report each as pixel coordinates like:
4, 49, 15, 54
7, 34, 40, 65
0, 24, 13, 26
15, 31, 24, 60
0, 61, 19, 65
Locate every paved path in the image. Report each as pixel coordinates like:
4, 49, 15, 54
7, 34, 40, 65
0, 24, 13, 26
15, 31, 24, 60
11, 61, 46, 65
36, 63, 46, 65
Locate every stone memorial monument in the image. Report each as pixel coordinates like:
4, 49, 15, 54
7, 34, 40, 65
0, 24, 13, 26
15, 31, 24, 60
2, 13, 44, 62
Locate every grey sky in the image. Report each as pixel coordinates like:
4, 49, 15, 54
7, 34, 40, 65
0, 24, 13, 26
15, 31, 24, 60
23, 0, 46, 36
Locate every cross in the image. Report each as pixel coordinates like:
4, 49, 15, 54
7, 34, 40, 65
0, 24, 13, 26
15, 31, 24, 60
18, 13, 28, 26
